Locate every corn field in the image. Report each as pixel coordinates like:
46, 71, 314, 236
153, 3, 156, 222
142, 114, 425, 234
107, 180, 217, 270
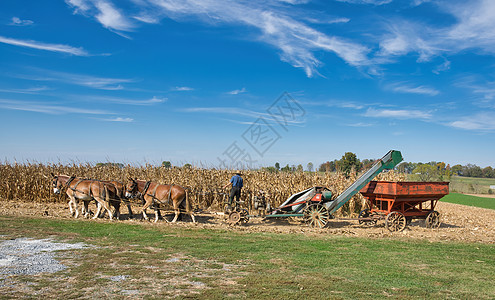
0, 162, 405, 217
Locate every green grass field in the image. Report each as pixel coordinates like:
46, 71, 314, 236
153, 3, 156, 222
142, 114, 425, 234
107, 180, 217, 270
440, 193, 495, 210
0, 215, 494, 299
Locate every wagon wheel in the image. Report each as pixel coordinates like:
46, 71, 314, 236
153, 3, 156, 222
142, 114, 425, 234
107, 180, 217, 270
358, 209, 377, 226
228, 211, 241, 225
303, 204, 329, 228
425, 211, 441, 229
239, 208, 250, 224
385, 211, 407, 232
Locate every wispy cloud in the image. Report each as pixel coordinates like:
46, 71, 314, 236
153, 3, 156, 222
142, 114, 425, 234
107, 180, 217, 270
0, 99, 111, 115
17, 69, 134, 90
449, 112, 495, 131
172, 86, 194, 91
64, 0, 370, 77
83, 95, 166, 105
0, 35, 89, 56
182, 106, 305, 125
377, 0, 495, 65
66, 0, 134, 32
364, 108, 432, 119
9, 17, 34, 26
102, 117, 134, 122
335, 0, 392, 5
387, 82, 440, 96
226, 87, 246, 95
0, 86, 50, 94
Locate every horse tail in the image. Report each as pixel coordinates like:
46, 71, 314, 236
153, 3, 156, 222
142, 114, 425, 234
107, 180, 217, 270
185, 189, 191, 213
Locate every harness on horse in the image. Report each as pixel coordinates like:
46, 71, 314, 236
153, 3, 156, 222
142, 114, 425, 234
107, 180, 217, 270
145, 183, 174, 209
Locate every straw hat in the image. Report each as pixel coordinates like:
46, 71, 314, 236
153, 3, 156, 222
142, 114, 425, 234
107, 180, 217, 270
234, 170, 242, 175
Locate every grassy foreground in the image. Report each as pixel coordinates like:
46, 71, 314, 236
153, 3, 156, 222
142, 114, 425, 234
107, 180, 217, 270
0, 216, 494, 299
440, 193, 495, 210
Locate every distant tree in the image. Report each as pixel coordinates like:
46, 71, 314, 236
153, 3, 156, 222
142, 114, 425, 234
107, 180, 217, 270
338, 152, 361, 177
262, 166, 277, 173
361, 158, 375, 171
451, 164, 463, 176
413, 164, 437, 181
296, 164, 304, 172
162, 161, 172, 168
483, 166, 494, 178
307, 162, 314, 172
281, 164, 291, 172
274, 162, 280, 171
183, 163, 192, 169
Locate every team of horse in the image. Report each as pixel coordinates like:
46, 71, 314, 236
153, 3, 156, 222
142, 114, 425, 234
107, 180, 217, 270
51, 174, 196, 223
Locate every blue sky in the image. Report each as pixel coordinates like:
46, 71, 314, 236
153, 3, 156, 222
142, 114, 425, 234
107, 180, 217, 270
1, 0, 494, 168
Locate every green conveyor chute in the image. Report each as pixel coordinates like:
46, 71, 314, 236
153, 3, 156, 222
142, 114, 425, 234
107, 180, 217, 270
324, 150, 403, 214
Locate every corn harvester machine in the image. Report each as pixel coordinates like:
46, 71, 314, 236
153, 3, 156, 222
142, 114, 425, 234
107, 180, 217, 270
228, 150, 449, 232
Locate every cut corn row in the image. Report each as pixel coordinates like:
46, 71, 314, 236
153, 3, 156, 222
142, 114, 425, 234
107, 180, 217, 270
0, 163, 405, 217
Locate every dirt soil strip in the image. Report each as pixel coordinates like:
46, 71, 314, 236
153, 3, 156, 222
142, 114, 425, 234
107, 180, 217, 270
0, 199, 494, 244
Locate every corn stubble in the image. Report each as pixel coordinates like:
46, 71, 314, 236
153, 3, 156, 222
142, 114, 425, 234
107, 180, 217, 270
0, 163, 405, 217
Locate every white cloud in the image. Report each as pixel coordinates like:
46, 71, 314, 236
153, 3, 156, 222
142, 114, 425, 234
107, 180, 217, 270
81, 95, 166, 105
387, 82, 440, 96
103, 117, 134, 122
364, 108, 432, 119
18, 69, 134, 90
335, 0, 392, 5
226, 87, 246, 95
65, 0, 371, 77
0, 86, 50, 94
0, 36, 88, 56
9, 17, 34, 26
66, 0, 134, 32
182, 106, 305, 125
0, 99, 111, 115
172, 86, 194, 91
449, 112, 495, 131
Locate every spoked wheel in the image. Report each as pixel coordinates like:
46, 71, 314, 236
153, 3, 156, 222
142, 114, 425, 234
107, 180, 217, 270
385, 211, 407, 232
239, 208, 250, 224
358, 209, 377, 226
228, 211, 241, 225
303, 204, 330, 228
425, 211, 441, 229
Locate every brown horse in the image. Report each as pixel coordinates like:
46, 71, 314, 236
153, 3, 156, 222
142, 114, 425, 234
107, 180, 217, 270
51, 174, 117, 220
125, 178, 196, 223
95, 181, 134, 219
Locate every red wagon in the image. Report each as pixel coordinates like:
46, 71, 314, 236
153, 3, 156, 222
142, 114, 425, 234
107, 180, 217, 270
359, 181, 449, 232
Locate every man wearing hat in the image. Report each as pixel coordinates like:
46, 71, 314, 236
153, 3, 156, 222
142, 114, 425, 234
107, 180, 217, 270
223, 170, 243, 209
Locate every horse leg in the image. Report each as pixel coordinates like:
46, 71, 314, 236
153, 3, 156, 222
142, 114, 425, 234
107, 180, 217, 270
73, 197, 80, 219
68, 198, 75, 217
141, 198, 153, 221
94, 201, 103, 218
154, 209, 160, 223
126, 200, 134, 219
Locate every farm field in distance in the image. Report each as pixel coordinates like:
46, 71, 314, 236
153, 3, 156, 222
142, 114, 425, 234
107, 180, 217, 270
447, 176, 495, 195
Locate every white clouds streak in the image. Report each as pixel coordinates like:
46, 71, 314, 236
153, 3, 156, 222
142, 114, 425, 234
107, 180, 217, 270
0, 99, 111, 115
226, 87, 246, 95
9, 17, 34, 26
172, 86, 194, 91
364, 108, 432, 119
66, 0, 134, 31
103, 117, 134, 122
65, 0, 370, 77
449, 112, 495, 131
387, 82, 440, 96
0, 36, 89, 56
20, 69, 134, 90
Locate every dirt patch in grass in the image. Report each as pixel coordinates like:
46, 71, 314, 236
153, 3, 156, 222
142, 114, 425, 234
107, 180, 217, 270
0, 198, 494, 244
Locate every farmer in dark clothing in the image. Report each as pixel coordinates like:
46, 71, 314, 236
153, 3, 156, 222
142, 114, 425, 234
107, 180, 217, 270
223, 171, 243, 209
